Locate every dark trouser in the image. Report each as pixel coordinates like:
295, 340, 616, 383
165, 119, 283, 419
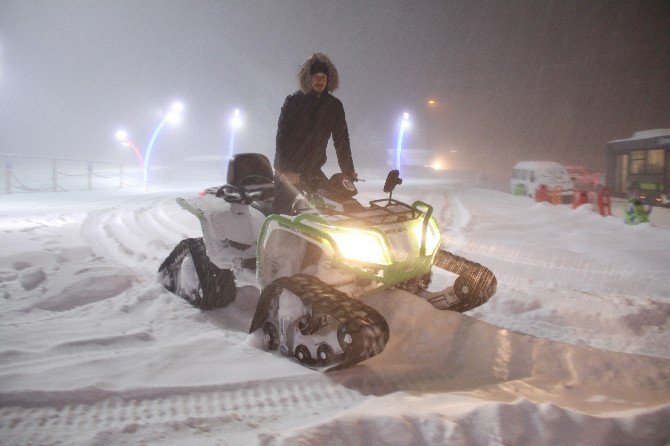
272, 170, 328, 215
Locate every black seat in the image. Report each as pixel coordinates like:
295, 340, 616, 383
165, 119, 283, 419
227, 153, 274, 189
221, 154, 274, 212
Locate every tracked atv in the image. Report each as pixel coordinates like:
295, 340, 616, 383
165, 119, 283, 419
159, 153, 497, 370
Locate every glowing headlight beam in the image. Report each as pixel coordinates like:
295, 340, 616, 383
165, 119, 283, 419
329, 229, 391, 265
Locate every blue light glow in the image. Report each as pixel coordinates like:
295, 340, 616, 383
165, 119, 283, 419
395, 113, 410, 172
228, 128, 236, 160
143, 114, 170, 191
228, 109, 242, 160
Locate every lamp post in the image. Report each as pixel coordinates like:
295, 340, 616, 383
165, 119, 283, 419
143, 101, 184, 191
228, 108, 242, 160
396, 112, 410, 172
114, 130, 144, 166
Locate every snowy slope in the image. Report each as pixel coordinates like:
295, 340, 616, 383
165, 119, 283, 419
1, 176, 669, 445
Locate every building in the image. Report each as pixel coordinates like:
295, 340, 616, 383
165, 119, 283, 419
606, 129, 670, 198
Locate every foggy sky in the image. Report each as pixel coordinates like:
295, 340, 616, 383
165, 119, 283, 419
1, 0, 669, 180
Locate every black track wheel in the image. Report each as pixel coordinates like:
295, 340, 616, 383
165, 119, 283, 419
451, 267, 497, 312
262, 321, 279, 351
316, 344, 334, 366
294, 345, 312, 364
337, 319, 385, 359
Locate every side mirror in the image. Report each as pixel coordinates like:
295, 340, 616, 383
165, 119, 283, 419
383, 170, 403, 193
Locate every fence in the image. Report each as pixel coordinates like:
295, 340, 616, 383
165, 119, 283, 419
1, 154, 130, 194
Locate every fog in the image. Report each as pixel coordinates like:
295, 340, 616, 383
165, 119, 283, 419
1, 0, 669, 182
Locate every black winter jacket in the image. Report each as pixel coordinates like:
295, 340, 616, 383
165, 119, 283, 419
274, 91, 355, 177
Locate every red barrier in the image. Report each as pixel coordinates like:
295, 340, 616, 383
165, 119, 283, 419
550, 186, 563, 205
535, 184, 549, 202
597, 187, 612, 216
572, 190, 590, 209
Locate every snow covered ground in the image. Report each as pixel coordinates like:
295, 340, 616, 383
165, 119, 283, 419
1, 172, 669, 445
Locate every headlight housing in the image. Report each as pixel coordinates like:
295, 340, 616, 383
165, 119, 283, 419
413, 217, 441, 255
329, 228, 392, 265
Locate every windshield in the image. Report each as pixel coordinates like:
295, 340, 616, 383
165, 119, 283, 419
538, 168, 568, 180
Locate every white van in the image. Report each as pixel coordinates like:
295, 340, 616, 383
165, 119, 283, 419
511, 161, 574, 202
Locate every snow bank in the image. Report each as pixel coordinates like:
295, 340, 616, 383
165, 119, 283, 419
1, 178, 669, 445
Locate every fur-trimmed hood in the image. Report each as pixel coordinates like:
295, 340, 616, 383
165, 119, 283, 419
297, 53, 339, 93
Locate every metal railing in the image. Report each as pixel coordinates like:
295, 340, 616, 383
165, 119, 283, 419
2, 154, 132, 194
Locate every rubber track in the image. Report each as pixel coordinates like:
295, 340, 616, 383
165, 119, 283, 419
250, 274, 389, 371
158, 238, 236, 309
432, 249, 498, 312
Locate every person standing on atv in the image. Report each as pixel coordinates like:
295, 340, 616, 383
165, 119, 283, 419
273, 52, 357, 214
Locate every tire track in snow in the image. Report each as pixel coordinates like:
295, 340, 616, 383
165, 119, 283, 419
428, 187, 670, 298
0, 375, 365, 445
152, 196, 196, 238
137, 201, 189, 246
80, 195, 196, 273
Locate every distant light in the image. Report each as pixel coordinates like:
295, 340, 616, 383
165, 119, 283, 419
427, 99, 436, 106
167, 112, 181, 124
115, 130, 128, 141
450, 150, 458, 153
171, 102, 184, 113
401, 112, 410, 130
430, 161, 443, 170
231, 108, 242, 129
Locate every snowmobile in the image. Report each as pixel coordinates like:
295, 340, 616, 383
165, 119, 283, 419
159, 153, 497, 370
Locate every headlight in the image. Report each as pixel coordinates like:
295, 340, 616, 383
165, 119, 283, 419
414, 217, 441, 255
330, 228, 391, 265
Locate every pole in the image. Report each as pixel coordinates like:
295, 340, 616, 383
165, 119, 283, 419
87, 162, 92, 190
119, 163, 123, 188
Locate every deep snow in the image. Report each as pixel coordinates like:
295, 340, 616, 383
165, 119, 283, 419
1, 173, 669, 445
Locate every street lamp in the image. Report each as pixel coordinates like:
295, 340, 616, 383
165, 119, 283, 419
115, 129, 144, 166
396, 112, 410, 172
228, 108, 242, 160
143, 101, 184, 191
